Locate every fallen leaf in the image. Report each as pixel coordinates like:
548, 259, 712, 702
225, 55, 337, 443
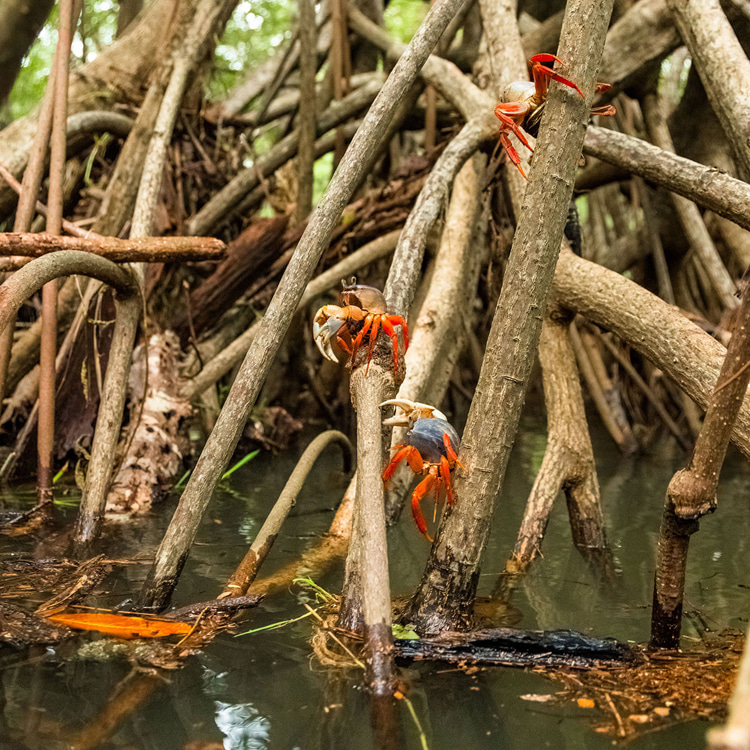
629, 714, 650, 724
577, 698, 596, 709
520, 694, 555, 703
47, 612, 192, 639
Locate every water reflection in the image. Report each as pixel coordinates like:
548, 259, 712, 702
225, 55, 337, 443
214, 701, 271, 750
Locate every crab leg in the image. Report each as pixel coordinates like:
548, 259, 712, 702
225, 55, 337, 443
590, 105, 616, 116
529, 53, 584, 100
494, 103, 534, 151
365, 316, 381, 374
441, 432, 464, 470
350, 313, 373, 363
382, 445, 423, 485
499, 133, 527, 179
411, 474, 437, 540
380, 317, 403, 372
389, 315, 408, 351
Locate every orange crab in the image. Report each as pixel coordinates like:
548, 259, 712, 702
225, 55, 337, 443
313, 280, 408, 373
494, 53, 616, 179
381, 399, 463, 540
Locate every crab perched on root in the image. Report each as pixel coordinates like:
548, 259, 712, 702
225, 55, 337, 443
381, 399, 463, 541
495, 53, 616, 179
312, 279, 408, 374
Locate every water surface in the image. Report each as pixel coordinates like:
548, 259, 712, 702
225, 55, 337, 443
1, 413, 747, 749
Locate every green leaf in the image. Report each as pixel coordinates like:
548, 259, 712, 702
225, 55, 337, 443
392, 623, 419, 640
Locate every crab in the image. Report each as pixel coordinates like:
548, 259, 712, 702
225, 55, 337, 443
494, 53, 616, 179
381, 399, 463, 540
312, 279, 408, 373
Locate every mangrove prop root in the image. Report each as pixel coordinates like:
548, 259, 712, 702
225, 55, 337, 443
222, 430, 353, 598
140, 0, 467, 612
651, 272, 750, 649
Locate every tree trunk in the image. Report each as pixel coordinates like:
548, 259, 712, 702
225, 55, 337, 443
0, 0, 56, 106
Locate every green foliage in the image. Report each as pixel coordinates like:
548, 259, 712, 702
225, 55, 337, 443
384, 0, 427, 43
209, 0, 294, 100
313, 153, 333, 205
221, 449, 260, 480
9, 5, 58, 120
293, 576, 336, 604
9, 0, 296, 119
392, 623, 419, 639
9, 0, 121, 119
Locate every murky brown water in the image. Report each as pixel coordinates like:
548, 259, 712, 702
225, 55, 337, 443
2, 411, 748, 749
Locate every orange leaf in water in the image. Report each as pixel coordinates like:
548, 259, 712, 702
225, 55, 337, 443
47, 612, 192, 639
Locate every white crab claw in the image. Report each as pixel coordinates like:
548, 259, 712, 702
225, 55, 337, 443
313, 317, 344, 363
380, 398, 447, 426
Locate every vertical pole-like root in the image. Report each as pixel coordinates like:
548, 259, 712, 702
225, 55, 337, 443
348, 365, 397, 696
294, 0, 316, 224
506, 307, 609, 576
651, 272, 750, 649
71, 292, 141, 549
38, 0, 75, 500
221, 430, 352, 598
0, 53, 60, 411
408, 0, 615, 635
650, 506, 695, 649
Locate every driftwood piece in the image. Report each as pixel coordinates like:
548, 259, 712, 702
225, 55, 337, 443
166, 595, 263, 621
394, 628, 637, 669
0, 232, 226, 264
36, 556, 113, 614
107, 333, 192, 515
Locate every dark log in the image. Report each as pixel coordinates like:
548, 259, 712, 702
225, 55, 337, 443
173, 217, 289, 339
394, 627, 638, 669
166, 595, 263, 621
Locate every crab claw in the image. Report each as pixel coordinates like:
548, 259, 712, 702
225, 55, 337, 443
313, 313, 344, 363
380, 399, 447, 427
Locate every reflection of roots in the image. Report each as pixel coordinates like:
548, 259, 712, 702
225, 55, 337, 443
310, 608, 364, 669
